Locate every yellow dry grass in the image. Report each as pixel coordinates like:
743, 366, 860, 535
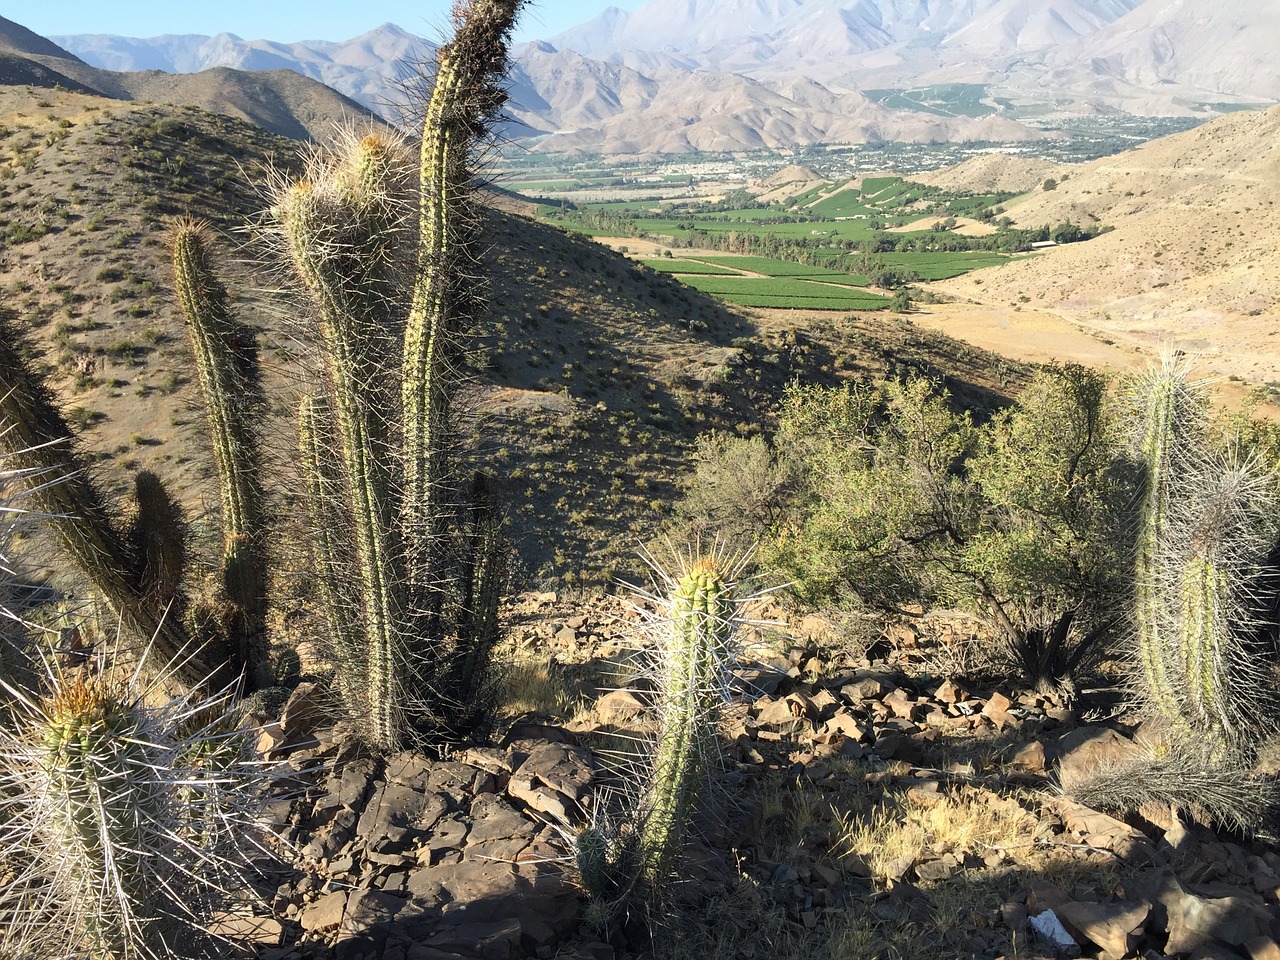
837, 783, 1038, 884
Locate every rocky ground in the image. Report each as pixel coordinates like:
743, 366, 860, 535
227, 594, 1280, 960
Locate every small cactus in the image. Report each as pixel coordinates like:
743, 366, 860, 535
639, 553, 741, 887
0, 663, 266, 959
576, 547, 761, 917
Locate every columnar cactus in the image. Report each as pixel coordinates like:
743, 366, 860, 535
266, 0, 526, 750
0, 668, 263, 959
639, 554, 740, 887
1071, 355, 1278, 828
171, 219, 268, 678
1131, 351, 1203, 734
1129, 353, 1278, 750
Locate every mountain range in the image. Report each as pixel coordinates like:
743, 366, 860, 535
0, 16, 376, 141
31, 0, 1280, 153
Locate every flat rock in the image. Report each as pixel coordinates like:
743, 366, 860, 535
299, 890, 348, 932
1054, 727, 1145, 791
358, 784, 449, 850
1057, 900, 1149, 957
507, 743, 594, 821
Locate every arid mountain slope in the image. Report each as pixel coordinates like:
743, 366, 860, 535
1, 16, 377, 141
0, 86, 1027, 586
938, 105, 1280, 382
509, 47, 1038, 154
912, 154, 1063, 194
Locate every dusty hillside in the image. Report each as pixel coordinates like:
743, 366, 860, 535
0, 86, 1031, 592
912, 153, 1063, 195
937, 106, 1280, 386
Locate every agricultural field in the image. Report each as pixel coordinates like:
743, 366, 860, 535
640, 258, 743, 275
677, 274, 891, 310
530, 170, 1064, 310
882, 251, 1015, 279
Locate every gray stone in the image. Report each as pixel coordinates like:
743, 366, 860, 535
357, 783, 448, 850
507, 743, 594, 821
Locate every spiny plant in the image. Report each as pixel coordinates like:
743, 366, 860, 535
0, 657, 267, 959
577, 547, 762, 922
171, 218, 269, 685
1128, 352, 1278, 750
267, 0, 525, 750
1070, 353, 1279, 829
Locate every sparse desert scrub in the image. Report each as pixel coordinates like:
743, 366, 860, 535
685, 364, 1138, 692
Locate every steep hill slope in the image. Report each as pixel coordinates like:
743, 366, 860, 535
912, 154, 1062, 194
53, 22, 434, 122
937, 105, 1280, 383
0, 87, 1028, 587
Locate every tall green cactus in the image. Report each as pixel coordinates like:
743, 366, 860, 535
1130, 353, 1278, 750
266, 0, 525, 750
402, 0, 527, 602
0, 670, 264, 958
1131, 352, 1201, 734
171, 219, 268, 679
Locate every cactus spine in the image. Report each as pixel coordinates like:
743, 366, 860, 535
171, 220, 268, 676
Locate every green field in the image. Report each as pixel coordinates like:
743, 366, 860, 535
641, 259, 743, 275
678, 275, 890, 310
694, 255, 857, 279
639, 218, 879, 242
882, 251, 1011, 280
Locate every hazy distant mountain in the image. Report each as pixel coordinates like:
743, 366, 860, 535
47, 0, 1280, 154
551, 0, 1142, 83
55, 23, 435, 119
506, 43, 1036, 153
0, 14, 379, 141
1042, 0, 1280, 102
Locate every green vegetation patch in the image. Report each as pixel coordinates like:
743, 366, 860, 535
863, 83, 992, 118
881, 251, 1010, 280
678, 275, 890, 310
641, 259, 744, 275
695, 255, 857, 279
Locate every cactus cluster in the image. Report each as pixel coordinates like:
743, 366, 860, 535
263, 0, 525, 750
0, 664, 263, 959
0, 0, 527, 749
1129, 353, 1278, 752
1071, 353, 1279, 828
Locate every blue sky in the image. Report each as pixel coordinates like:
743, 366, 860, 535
13, 1, 645, 44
